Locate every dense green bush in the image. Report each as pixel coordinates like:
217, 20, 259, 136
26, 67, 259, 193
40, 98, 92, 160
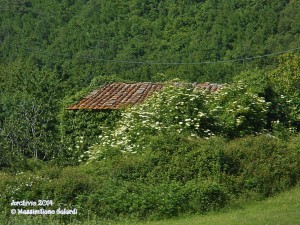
232, 54, 300, 132
182, 180, 229, 213
221, 135, 300, 197
207, 82, 270, 138
267, 54, 300, 130
0, 147, 26, 171
0, 166, 100, 222
58, 109, 121, 164
2, 133, 299, 221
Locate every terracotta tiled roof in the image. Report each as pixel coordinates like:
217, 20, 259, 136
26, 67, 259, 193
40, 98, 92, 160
67, 82, 223, 110
67, 82, 164, 110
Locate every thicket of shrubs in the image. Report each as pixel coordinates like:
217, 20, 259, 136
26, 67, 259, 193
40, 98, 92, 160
1, 133, 299, 222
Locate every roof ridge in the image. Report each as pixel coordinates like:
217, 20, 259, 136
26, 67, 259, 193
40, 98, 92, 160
68, 81, 223, 110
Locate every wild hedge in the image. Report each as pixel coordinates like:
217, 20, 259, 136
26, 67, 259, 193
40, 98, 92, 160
1, 133, 299, 221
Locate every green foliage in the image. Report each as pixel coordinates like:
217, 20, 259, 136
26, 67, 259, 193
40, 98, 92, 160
1, 133, 299, 221
55, 74, 132, 165
182, 180, 229, 213
233, 68, 270, 96
269, 53, 300, 95
232, 58, 300, 132
221, 135, 300, 197
267, 54, 300, 129
0, 62, 63, 164
1, 0, 299, 83
208, 82, 270, 138
58, 108, 121, 164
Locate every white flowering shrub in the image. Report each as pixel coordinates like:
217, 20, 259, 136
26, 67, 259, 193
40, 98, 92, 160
86, 81, 270, 161
208, 82, 270, 138
86, 83, 213, 161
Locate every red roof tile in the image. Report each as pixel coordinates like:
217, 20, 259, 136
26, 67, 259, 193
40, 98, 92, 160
67, 82, 223, 110
67, 82, 164, 110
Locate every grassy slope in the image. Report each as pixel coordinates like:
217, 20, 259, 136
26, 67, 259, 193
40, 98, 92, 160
137, 185, 300, 225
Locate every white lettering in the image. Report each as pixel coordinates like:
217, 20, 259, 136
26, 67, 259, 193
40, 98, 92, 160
11, 200, 37, 206
17, 209, 55, 215
56, 208, 78, 215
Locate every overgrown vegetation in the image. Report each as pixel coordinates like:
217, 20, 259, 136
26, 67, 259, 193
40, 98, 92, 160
1, 0, 300, 223
86, 81, 270, 162
1, 133, 299, 222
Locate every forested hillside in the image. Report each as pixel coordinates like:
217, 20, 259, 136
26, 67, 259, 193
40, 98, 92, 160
1, 0, 300, 81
